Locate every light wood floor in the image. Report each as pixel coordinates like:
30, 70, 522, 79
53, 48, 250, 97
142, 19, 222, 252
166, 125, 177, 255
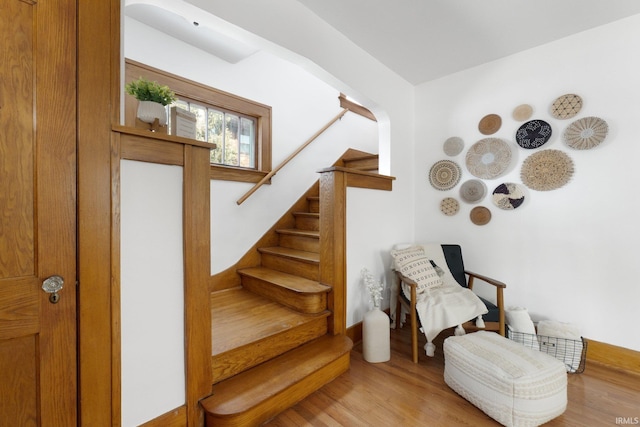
266, 326, 640, 426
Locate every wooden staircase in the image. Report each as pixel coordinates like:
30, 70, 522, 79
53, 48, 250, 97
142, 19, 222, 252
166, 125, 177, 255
202, 191, 353, 426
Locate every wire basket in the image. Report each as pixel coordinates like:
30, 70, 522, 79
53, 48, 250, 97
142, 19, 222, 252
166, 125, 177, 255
507, 329, 587, 374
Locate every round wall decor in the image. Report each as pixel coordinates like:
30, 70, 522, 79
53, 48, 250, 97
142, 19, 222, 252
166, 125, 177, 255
460, 179, 486, 203
440, 197, 460, 216
551, 93, 583, 119
429, 160, 461, 191
516, 120, 553, 149
492, 183, 525, 210
563, 116, 609, 150
513, 104, 533, 121
466, 138, 512, 179
521, 149, 574, 191
478, 114, 502, 135
470, 206, 491, 225
443, 136, 464, 156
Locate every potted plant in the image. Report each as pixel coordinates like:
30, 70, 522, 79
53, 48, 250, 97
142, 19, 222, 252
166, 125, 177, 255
125, 76, 177, 126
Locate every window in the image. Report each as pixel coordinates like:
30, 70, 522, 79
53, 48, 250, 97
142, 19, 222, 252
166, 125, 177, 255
171, 99, 257, 168
125, 59, 272, 183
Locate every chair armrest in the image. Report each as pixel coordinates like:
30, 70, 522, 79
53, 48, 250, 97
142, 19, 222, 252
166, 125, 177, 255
394, 270, 418, 289
465, 270, 506, 288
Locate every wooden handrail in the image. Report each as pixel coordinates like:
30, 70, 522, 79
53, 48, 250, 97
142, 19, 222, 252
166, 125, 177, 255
236, 108, 349, 205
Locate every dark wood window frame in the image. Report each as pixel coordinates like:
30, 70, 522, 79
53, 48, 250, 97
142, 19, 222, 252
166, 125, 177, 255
125, 59, 272, 183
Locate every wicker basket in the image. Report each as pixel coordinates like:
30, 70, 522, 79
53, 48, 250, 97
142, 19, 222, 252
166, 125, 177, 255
507, 329, 587, 374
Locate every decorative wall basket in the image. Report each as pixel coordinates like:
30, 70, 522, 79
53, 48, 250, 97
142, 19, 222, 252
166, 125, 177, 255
563, 116, 609, 150
492, 183, 525, 210
551, 94, 583, 119
516, 120, 552, 149
470, 206, 491, 225
440, 197, 460, 216
443, 136, 464, 156
478, 114, 502, 135
460, 179, 486, 204
429, 160, 461, 191
466, 138, 512, 179
521, 149, 574, 191
512, 104, 533, 121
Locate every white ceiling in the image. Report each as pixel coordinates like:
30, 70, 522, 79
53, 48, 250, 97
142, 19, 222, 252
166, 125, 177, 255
296, 0, 640, 85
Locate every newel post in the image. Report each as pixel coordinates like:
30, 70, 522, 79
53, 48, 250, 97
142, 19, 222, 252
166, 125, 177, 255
319, 169, 347, 335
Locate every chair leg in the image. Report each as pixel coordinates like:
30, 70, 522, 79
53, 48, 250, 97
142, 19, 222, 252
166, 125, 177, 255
410, 304, 418, 363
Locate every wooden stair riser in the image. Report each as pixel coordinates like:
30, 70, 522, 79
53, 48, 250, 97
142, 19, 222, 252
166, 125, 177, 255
212, 315, 328, 384
207, 353, 350, 427
278, 233, 319, 253
260, 253, 319, 281
293, 212, 319, 231
343, 155, 379, 172
307, 197, 319, 214
202, 335, 353, 427
241, 275, 327, 314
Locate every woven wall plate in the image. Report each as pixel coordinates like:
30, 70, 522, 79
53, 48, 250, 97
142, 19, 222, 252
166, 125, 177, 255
466, 138, 512, 179
443, 136, 464, 156
563, 116, 609, 150
516, 119, 553, 149
478, 114, 502, 135
470, 206, 491, 225
429, 160, 461, 191
440, 197, 460, 216
521, 149, 574, 191
492, 183, 525, 210
512, 104, 533, 121
460, 179, 486, 204
551, 94, 583, 119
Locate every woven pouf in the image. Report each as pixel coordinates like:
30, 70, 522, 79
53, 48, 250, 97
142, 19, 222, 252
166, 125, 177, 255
444, 331, 567, 427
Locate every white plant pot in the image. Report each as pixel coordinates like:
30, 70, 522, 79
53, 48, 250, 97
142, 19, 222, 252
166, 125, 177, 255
362, 307, 390, 363
137, 100, 167, 125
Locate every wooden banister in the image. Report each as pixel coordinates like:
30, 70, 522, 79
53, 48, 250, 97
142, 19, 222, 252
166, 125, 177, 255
236, 108, 349, 205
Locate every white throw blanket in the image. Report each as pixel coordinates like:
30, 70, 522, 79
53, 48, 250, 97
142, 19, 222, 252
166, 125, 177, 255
401, 244, 487, 346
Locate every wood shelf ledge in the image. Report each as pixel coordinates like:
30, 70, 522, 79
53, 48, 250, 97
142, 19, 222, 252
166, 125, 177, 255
112, 124, 215, 150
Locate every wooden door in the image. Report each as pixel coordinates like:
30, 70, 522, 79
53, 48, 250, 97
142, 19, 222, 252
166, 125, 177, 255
0, 1, 77, 425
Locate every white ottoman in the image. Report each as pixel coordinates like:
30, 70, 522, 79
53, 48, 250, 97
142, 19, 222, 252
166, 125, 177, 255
444, 331, 567, 427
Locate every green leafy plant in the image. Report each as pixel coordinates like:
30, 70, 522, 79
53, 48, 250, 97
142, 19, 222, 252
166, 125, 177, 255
125, 77, 177, 106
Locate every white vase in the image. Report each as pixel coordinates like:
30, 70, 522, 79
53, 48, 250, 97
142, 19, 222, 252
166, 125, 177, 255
362, 307, 390, 363
136, 100, 167, 125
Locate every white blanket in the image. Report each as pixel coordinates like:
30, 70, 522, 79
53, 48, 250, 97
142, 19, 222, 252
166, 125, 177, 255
401, 244, 487, 343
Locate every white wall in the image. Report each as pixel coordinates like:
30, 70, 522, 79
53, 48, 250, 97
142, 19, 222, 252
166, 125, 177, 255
415, 15, 640, 351
120, 161, 185, 426
183, 0, 416, 326
126, 1, 416, 327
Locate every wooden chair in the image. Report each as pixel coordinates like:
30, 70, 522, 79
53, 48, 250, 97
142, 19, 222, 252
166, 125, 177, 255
393, 244, 506, 363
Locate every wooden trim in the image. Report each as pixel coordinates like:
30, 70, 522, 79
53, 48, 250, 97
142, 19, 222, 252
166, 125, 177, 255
210, 165, 270, 183
319, 170, 347, 335
339, 93, 376, 122
139, 406, 187, 427
587, 339, 640, 376
77, 0, 120, 425
183, 144, 214, 426
317, 166, 395, 191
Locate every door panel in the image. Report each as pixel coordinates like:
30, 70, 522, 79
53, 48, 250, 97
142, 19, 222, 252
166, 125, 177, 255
0, 0, 77, 425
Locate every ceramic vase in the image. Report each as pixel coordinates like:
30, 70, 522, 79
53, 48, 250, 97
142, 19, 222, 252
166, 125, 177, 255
362, 307, 390, 363
137, 100, 167, 125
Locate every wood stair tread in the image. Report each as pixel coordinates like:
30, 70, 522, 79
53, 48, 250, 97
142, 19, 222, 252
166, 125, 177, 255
258, 246, 319, 264
211, 288, 327, 356
276, 228, 319, 238
292, 211, 319, 217
238, 267, 329, 294
202, 334, 353, 417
